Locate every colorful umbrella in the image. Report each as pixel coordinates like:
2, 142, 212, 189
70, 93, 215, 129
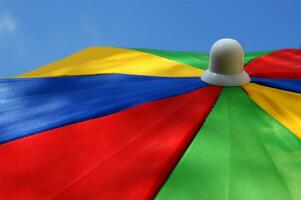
0, 39, 301, 200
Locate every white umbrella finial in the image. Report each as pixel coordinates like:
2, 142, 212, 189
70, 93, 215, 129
201, 38, 250, 86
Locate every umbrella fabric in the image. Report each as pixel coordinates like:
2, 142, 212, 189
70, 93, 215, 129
156, 87, 301, 200
251, 77, 301, 93
0, 47, 300, 199
245, 49, 301, 78
0, 86, 221, 199
18, 47, 202, 77
0, 74, 206, 143
134, 48, 272, 70
244, 83, 301, 139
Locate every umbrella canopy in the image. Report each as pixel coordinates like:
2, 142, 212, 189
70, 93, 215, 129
0, 41, 301, 199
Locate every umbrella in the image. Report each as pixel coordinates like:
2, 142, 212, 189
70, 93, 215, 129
0, 38, 300, 200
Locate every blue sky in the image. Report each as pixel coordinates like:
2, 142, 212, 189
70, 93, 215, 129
0, 0, 300, 77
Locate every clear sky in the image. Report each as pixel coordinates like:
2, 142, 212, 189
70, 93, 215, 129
0, 0, 300, 77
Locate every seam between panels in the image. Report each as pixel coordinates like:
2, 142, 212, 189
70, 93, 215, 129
192, 86, 224, 139
241, 83, 301, 144
240, 85, 297, 200
128, 48, 205, 73
243, 50, 276, 67
14, 73, 202, 79
153, 85, 224, 199
241, 84, 301, 142
249, 77, 301, 94
1, 78, 205, 145
224, 89, 232, 200
146, 88, 201, 199
240, 84, 288, 138
47, 89, 198, 200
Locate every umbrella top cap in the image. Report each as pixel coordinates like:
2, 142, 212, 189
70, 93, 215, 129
201, 38, 251, 86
